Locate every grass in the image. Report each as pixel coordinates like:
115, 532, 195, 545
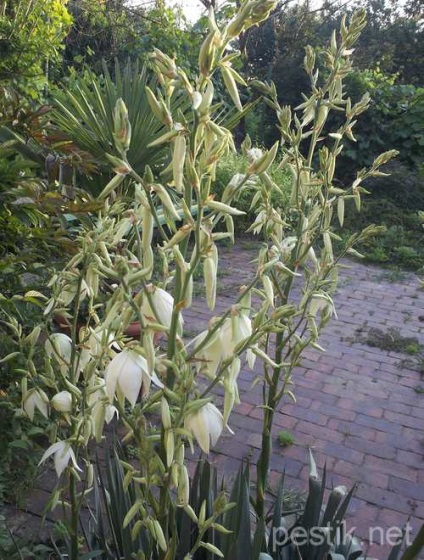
376, 267, 408, 283
277, 430, 295, 448
354, 324, 424, 377
354, 325, 422, 354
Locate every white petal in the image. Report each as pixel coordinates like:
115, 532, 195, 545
246, 348, 256, 369
193, 330, 222, 378
105, 352, 121, 402
51, 390, 72, 412
192, 91, 202, 110
119, 365, 142, 407
192, 409, 210, 454
68, 447, 82, 473
54, 444, 71, 477
228, 357, 241, 385
92, 401, 106, 442
151, 371, 164, 388
39, 441, 65, 468
142, 287, 183, 332
204, 403, 223, 447
23, 392, 36, 421
105, 405, 118, 424
46, 333, 72, 364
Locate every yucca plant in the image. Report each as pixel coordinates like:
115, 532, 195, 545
76, 447, 231, 560
52, 59, 181, 184
9, 3, 424, 559
77, 447, 424, 560
215, 454, 424, 560
51, 58, 259, 193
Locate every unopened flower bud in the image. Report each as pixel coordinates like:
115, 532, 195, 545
51, 390, 72, 413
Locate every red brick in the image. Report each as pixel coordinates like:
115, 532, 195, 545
295, 420, 345, 444
282, 407, 329, 426
269, 455, 304, 478
374, 431, 421, 453
384, 410, 424, 430
345, 436, 396, 460
364, 456, 419, 482
389, 476, 424, 501
355, 485, 419, 515
327, 418, 377, 440
356, 414, 403, 435
334, 460, 389, 489
310, 401, 357, 421
410, 406, 424, 420
396, 449, 424, 468
323, 442, 365, 465
235, 402, 254, 416
272, 413, 299, 430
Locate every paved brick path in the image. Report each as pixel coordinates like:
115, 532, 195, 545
185, 240, 424, 558
5, 240, 424, 558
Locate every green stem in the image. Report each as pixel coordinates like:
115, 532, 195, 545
69, 469, 79, 560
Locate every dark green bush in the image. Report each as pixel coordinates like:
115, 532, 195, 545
343, 162, 424, 269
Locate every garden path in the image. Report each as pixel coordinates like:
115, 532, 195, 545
4, 240, 424, 558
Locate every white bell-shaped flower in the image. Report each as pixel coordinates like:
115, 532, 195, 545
190, 330, 222, 379
23, 389, 49, 421
191, 314, 254, 381
309, 293, 337, 319
141, 285, 183, 332
87, 379, 119, 442
221, 315, 252, 360
45, 333, 72, 375
184, 403, 224, 454
39, 440, 82, 478
105, 349, 152, 408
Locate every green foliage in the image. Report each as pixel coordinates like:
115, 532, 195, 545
342, 70, 424, 169
0, 513, 54, 559
213, 151, 292, 232
52, 59, 187, 190
344, 162, 424, 269
277, 430, 294, 447
0, 0, 72, 97
355, 325, 422, 354
70, 449, 424, 560
63, 1, 200, 76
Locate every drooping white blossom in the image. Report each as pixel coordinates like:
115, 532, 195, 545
23, 389, 49, 421
184, 403, 224, 454
39, 440, 82, 478
191, 314, 254, 380
141, 285, 183, 332
105, 349, 152, 408
87, 380, 118, 442
45, 333, 72, 375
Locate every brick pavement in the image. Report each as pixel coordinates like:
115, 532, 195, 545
186, 240, 424, 558
5, 240, 424, 558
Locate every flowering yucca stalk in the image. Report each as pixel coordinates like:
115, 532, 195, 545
10, 3, 397, 558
